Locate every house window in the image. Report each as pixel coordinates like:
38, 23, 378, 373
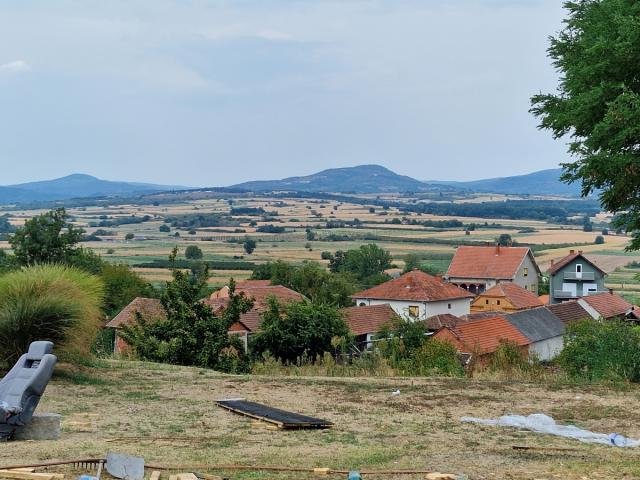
448, 303, 452, 309
408, 306, 419, 318
359, 302, 366, 307
497, 300, 501, 305
485, 299, 489, 305
523, 267, 529, 277
576, 264, 582, 273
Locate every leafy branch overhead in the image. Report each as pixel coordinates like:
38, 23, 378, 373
531, 0, 640, 248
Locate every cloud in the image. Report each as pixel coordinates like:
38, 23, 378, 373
256, 30, 293, 42
0, 60, 31, 74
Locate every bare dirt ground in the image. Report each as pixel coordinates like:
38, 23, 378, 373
4, 361, 640, 480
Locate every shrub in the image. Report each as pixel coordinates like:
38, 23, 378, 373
251, 299, 350, 363
0, 265, 104, 364
594, 235, 605, 244
412, 339, 464, 377
185, 245, 203, 260
559, 319, 640, 382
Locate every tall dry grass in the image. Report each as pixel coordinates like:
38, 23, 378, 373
0, 264, 104, 364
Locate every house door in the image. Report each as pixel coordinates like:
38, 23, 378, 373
562, 282, 577, 297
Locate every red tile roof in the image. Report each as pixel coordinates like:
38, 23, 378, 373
446, 246, 534, 280
434, 315, 530, 354
424, 313, 466, 330
341, 304, 398, 336
105, 297, 166, 329
538, 294, 550, 305
579, 292, 633, 319
547, 251, 607, 275
211, 285, 304, 307
352, 270, 473, 302
477, 283, 544, 309
546, 301, 591, 324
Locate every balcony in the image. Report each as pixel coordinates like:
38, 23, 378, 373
563, 271, 595, 281
554, 290, 578, 299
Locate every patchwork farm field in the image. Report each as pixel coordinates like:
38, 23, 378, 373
4, 360, 640, 480
2, 193, 640, 296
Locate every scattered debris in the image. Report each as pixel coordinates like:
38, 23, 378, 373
105, 453, 145, 480
462, 413, 640, 447
216, 399, 333, 429
390, 389, 401, 397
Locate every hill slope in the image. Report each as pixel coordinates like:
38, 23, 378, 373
430, 168, 582, 196
5, 174, 184, 202
231, 164, 434, 193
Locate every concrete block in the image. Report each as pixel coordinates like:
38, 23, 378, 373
13, 413, 61, 441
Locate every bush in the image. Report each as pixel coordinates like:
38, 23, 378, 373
251, 299, 350, 363
185, 245, 203, 260
412, 340, 464, 377
594, 235, 605, 244
560, 319, 640, 382
0, 265, 104, 364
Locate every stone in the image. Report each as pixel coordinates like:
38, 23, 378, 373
12, 413, 61, 441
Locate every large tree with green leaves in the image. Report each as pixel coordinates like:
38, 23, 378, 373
10, 208, 85, 265
531, 1, 640, 249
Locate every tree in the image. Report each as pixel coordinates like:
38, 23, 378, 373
305, 228, 316, 241
243, 237, 257, 255
531, 1, 640, 249
159, 224, 171, 233
101, 264, 155, 318
125, 233, 135, 240
251, 299, 350, 363
594, 235, 605, 245
120, 255, 253, 372
403, 254, 422, 273
496, 233, 513, 246
9, 208, 84, 265
0, 265, 104, 364
185, 245, 203, 260
582, 216, 593, 232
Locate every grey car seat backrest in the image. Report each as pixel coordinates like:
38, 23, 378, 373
0, 341, 57, 427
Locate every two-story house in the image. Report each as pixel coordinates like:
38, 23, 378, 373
547, 250, 607, 304
445, 245, 540, 295
351, 269, 474, 320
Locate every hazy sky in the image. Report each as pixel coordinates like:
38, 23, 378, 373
0, 1, 568, 187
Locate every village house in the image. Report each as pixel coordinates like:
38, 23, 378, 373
340, 304, 398, 349
445, 245, 540, 294
546, 300, 592, 324
351, 269, 474, 320
434, 306, 566, 363
577, 291, 639, 321
470, 282, 544, 313
547, 250, 607, 303
106, 281, 304, 353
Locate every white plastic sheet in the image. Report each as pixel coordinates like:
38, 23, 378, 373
461, 413, 640, 447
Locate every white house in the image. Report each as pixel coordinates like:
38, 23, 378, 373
351, 270, 473, 320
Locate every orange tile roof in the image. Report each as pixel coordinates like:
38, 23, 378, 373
546, 301, 591, 324
435, 315, 530, 354
580, 292, 633, 319
424, 313, 466, 330
105, 297, 166, 329
446, 246, 534, 280
352, 270, 473, 302
341, 304, 398, 336
547, 251, 606, 275
477, 283, 544, 309
211, 285, 304, 307
538, 294, 550, 305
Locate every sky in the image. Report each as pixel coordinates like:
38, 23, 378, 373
0, 1, 569, 187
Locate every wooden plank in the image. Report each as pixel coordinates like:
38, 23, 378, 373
0, 471, 57, 480
149, 472, 161, 480
176, 474, 198, 480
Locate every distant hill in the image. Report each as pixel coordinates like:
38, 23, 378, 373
2, 174, 184, 202
429, 168, 582, 196
230, 164, 437, 193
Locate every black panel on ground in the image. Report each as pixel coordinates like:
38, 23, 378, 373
216, 399, 333, 429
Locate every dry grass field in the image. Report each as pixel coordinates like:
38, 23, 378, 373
4, 361, 640, 480
3, 194, 640, 294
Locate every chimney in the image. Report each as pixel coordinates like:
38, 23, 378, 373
578, 250, 583, 254
569, 249, 575, 255
550, 259, 555, 266
495, 244, 501, 255
485, 241, 491, 247
609, 288, 614, 294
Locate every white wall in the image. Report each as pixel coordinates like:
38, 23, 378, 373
528, 336, 564, 362
353, 297, 471, 321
